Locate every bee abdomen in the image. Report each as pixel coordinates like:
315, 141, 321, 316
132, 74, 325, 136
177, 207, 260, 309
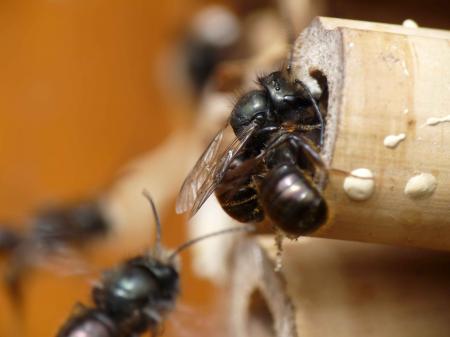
57, 309, 117, 337
216, 182, 264, 223
259, 165, 327, 237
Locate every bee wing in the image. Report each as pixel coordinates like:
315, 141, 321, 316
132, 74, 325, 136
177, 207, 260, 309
182, 121, 260, 218
7, 240, 94, 285
176, 125, 226, 214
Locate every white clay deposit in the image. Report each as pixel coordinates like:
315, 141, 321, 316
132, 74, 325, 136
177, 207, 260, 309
404, 173, 437, 199
343, 168, 375, 201
425, 115, 450, 126
383, 133, 406, 149
402, 19, 419, 28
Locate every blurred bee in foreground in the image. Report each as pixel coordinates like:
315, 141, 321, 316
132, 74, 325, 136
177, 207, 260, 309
57, 191, 253, 337
0, 227, 22, 254
181, 5, 241, 94
1, 200, 109, 301
176, 66, 328, 239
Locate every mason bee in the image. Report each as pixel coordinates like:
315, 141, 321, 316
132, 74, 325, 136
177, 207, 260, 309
0, 227, 21, 254
176, 67, 328, 239
1, 200, 109, 302
56, 191, 253, 337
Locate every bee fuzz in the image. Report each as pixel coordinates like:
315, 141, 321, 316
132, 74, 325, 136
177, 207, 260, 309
343, 168, 375, 201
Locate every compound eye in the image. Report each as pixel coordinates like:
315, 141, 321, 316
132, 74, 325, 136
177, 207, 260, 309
230, 90, 268, 135
251, 112, 266, 124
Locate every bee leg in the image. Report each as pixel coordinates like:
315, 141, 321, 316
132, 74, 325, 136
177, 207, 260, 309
257, 132, 291, 157
288, 136, 325, 169
144, 307, 162, 323
296, 123, 322, 131
4, 245, 28, 310
260, 132, 325, 174
285, 134, 329, 190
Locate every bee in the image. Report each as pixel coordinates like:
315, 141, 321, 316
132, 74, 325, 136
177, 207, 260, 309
177, 5, 242, 97
56, 191, 253, 337
176, 67, 328, 239
27, 200, 108, 250
2, 200, 109, 301
0, 227, 21, 255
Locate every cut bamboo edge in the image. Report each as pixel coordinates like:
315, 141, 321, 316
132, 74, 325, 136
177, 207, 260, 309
229, 236, 450, 337
291, 17, 450, 251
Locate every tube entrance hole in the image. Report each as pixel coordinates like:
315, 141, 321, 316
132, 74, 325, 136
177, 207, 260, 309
246, 288, 275, 337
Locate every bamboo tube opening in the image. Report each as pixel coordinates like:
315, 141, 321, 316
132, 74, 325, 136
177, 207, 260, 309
247, 289, 276, 337
309, 69, 329, 115
229, 238, 298, 337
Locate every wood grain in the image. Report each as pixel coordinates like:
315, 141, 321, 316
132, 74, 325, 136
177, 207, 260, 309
229, 237, 450, 337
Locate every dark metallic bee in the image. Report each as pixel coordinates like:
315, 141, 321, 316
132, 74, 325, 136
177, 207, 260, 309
0, 227, 21, 255
181, 5, 241, 94
1, 200, 108, 254
176, 67, 328, 239
57, 191, 253, 337
28, 200, 108, 249
1, 200, 109, 301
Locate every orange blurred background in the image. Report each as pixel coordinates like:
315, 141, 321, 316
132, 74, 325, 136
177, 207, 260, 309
0, 1, 221, 337
0, 0, 194, 219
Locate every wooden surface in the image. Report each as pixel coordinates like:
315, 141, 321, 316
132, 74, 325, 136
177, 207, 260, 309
229, 238, 297, 337
229, 237, 450, 337
291, 17, 450, 250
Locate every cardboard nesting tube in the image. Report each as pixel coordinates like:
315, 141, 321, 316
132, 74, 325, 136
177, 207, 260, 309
289, 17, 450, 250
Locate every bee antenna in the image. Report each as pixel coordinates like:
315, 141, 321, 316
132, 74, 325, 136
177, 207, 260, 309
142, 190, 162, 256
168, 225, 255, 261
295, 80, 325, 147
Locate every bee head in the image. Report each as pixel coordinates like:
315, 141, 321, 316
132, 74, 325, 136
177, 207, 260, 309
229, 90, 269, 136
259, 71, 310, 113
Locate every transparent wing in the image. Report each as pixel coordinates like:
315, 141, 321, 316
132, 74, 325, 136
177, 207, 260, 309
5, 238, 97, 306
176, 121, 260, 217
188, 125, 254, 217
176, 125, 226, 214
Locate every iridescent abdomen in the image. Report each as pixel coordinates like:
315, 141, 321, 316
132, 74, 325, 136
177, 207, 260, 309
259, 165, 327, 238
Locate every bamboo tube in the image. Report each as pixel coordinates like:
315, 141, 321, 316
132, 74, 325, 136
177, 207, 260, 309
290, 17, 450, 250
229, 237, 450, 337
229, 238, 297, 337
